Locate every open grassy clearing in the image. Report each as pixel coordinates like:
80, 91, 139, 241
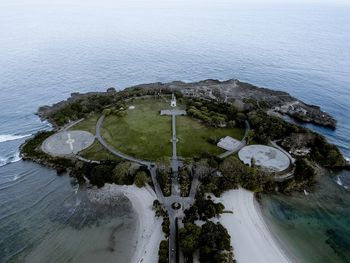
177, 116, 245, 158
70, 114, 98, 134
101, 98, 176, 160
69, 97, 245, 160
78, 141, 121, 161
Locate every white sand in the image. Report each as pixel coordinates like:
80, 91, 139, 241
88, 184, 164, 263
212, 188, 292, 263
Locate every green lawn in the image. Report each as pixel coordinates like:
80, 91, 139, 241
70, 115, 98, 134
69, 98, 245, 161
78, 141, 121, 161
99, 98, 245, 160
177, 116, 244, 158
101, 98, 175, 160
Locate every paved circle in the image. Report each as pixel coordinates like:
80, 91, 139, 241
42, 130, 95, 156
238, 145, 290, 172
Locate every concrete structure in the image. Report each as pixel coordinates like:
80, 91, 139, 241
42, 130, 95, 156
217, 136, 241, 151
171, 93, 176, 107
160, 109, 187, 116
238, 145, 290, 172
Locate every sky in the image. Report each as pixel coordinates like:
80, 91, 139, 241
2, 0, 350, 6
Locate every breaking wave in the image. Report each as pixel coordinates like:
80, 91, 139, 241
336, 175, 349, 190
0, 152, 21, 167
0, 134, 31, 143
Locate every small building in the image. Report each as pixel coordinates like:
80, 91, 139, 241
217, 136, 241, 151
171, 93, 177, 107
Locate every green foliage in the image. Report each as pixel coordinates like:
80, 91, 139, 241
248, 110, 301, 143
157, 163, 172, 196
293, 159, 316, 184
113, 162, 133, 185
158, 240, 169, 263
102, 108, 112, 116
134, 170, 149, 187
179, 223, 202, 255
179, 166, 192, 197
198, 222, 234, 263
187, 98, 247, 129
309, 134, 345, 168
21, 131, 54, 159
184, 192, 225, 223
153, 200, 170, 237
89, 164, 115, 187
179, 221, 234, 263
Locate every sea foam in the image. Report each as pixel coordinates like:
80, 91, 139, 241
0, 152, 21, 167
0, 134, 31, 143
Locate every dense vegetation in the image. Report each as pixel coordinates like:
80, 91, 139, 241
157, 161, 172, 196
186, 98, 246, 128
183, 192, 225, 223
179, 165, 192, 197
179, 222, 234, 263
248, 110, 302, 144
248, 110, 345, 168
158, 240, 169, 263
71, 161, 150, 188
153, 200, 170, 237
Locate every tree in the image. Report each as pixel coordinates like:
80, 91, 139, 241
134, 170, 149, 187
179, 223, 202, 255
198, 222, 233, 263
102, 108, 112, 116
113, 162, 132, 184
158, 240, 169, 263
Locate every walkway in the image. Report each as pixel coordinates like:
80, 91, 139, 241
95, 115, 153, 167
96, 112, 198, 263
218, 120, 250, 159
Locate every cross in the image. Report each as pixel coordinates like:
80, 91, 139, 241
66, 133, 75, 152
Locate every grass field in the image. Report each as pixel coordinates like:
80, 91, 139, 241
78, 141, 121, 161
69, 97, 245, 160
99, 97, 244, 160
70, 115, 98, 134
101, 98, 175, 160
177, 116, 244, 157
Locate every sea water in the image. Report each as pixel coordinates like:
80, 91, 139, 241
0, 1, 350, 262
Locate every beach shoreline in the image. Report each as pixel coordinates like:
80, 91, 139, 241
212, 188, 295, 263
87, 184, 164, 263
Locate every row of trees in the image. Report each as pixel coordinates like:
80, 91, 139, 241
72, 161, 150, 188
157, 161, 172, 196
186, 98, 246, 128
153, 200, 170, 237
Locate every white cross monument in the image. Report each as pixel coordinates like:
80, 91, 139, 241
171, 93, 176, 107
65, 133, 75, 153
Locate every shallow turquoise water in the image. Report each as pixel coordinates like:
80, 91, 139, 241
261, 170, 350, 263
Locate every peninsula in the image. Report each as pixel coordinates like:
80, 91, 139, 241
21, 79, 348, 263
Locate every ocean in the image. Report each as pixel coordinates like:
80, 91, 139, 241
0, 0, 349, 262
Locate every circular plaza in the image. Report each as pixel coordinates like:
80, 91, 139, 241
238, 145, 290, 172
42, 130, 95, 156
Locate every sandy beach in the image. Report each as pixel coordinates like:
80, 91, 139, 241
87, 184, 164, 263
212, 188, 293, 263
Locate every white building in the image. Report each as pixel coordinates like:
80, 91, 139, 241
217, 136, 241, 151
171, 93, 176, 107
